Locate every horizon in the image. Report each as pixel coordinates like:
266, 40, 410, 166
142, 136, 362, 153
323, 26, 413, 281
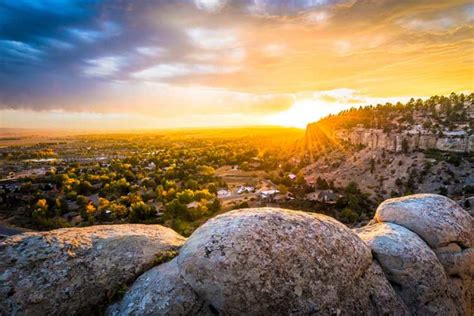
1, 0, 473, 129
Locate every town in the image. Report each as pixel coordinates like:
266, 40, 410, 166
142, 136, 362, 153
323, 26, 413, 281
2, 128, 369, 236
2, 93, 473, 237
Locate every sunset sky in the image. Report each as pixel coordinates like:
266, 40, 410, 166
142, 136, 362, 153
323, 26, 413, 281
1, 0, 473, 130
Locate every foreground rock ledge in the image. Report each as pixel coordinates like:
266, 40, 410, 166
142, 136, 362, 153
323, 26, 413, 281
2, 194, 472, 315
0, 224, 185, 316
177, 208, 406, 315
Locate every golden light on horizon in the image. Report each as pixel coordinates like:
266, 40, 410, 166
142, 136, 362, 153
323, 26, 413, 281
0, 0, 472, 130
266, 99, 329, 128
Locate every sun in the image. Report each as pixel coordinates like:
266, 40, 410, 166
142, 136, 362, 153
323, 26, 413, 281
265, 99, 332, 128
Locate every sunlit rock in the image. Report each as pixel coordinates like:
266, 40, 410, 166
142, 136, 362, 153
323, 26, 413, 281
177, 208, 406, 315
356, 222, 456, 314
374, 193, 472, 248
0, 225, 185, 315
107, 258, 212, 316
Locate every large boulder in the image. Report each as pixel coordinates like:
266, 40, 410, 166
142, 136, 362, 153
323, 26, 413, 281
446, 276, 472, 316
177, 208, 406, 315
435, 246, 474, 278
356, 222, 455, 315
107, 258, 212, 316
435, 244, 474, 315
353, 261, 410, 315
374, 194, 472, 248
0, 224, 185, 316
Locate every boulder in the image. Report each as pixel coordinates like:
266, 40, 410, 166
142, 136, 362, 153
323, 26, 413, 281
107, 258, 212, 316
446, 277, 472, 316
435, 247, 474, 278
354, 262, 410, 315
374, 194, 472, 248
177, 208, 405, 315
356, 222, 455, 314
0, 224, 185, 316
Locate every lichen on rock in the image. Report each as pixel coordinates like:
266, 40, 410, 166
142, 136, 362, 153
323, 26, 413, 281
374, 193, 472, 248
356, 222, 456, 314
177, 208, 404, 315
0, 224, 186, 316
107, 258, 212, 316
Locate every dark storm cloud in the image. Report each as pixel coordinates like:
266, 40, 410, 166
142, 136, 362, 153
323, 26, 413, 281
0, 0, 195, 110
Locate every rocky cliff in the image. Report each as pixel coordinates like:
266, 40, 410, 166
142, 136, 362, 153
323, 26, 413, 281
306, 123, 474, 153
1, 194, 472, 315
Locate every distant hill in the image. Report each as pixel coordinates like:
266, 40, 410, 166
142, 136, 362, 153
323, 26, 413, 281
303, 92, 474, 210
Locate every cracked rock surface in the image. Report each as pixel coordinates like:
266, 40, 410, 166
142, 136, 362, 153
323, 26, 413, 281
0, 224, 185, 316
177, 208, 405, 315
107, 258, 212, 316
374, 193, 472, 248
356, 222, 456, 315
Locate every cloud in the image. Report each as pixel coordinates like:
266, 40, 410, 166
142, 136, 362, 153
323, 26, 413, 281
186, 27, 240, 50
136, 46, 166, 57
0, 0, 472, 123
261, 43, 287, 57
194, 0, 228, 13
131, 63, 239, 81
0, 39, 44, 62
83, 56, 125, 78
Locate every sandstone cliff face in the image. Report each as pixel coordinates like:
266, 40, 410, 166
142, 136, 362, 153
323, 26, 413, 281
305, 123, 474, 153
1, 195, 472, 315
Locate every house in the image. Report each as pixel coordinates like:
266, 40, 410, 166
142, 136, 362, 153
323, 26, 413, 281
145, 162, 156, 170
217, 189, 231, 198
67, 201, 80, 212
62, 211, 79, 220
274, 192, 293, 203
237, 186, 255, 194
87, 194, 100, 206
305, 190, 341, 204
259, 189, 280, 202
186, 201, 200, 209
318, 190, 340, 204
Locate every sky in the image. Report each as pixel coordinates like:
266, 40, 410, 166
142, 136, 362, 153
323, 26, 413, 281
0, 0, 473, 130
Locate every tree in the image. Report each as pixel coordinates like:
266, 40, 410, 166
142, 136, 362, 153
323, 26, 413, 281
209, 198, 221, 213
129, 201, 155, 222
165, 199, 188, 220
81, 203, 97, 223
340, 208, 359, 223
277, 184, 288, 194
401, 138, 409, 153
109, 202, 128, 219
370, 158, 375, 174
77, 180, 93, 195
316, 177, 329, 190
345, 182, 359, 194
33, 199, 48, 218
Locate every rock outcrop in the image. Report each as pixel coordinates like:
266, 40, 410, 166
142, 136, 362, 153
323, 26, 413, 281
329, 126, 474, 153
1, 194, 472, 315
0, 224, 185, 316
107, 259, 212, 316
374, 194, 472, 248
177, 208, 405, 315
356, 222, 454, 314
370, 194, 473, 315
